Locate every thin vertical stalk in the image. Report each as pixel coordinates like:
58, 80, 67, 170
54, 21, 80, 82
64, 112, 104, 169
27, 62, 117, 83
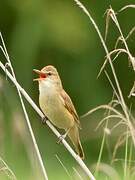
73, 0, 135, 147
0, 60, 96, 180
0, 33, 48, 180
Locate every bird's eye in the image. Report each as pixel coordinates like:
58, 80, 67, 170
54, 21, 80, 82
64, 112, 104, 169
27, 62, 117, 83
48, 72, 52, 76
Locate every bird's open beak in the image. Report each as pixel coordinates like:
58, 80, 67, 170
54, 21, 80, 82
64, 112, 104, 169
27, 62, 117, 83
33, 69, 46, 81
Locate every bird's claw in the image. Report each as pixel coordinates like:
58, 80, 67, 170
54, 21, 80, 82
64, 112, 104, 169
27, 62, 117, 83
57, 134, 66, 144
41, 116, 48, 124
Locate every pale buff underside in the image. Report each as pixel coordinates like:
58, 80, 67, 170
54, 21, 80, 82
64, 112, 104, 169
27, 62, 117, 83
39, 80, 74, 129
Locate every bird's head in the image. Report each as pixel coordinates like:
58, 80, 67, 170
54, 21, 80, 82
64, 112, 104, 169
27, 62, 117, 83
33, 65, 62, 89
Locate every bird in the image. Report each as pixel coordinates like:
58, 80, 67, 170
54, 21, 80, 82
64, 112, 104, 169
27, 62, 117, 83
33, 65, 84, 159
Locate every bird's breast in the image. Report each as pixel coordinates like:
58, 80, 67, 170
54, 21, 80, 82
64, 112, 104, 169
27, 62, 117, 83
39, 82, 74, 129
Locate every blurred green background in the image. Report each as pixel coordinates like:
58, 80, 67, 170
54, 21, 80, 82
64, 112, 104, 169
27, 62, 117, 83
0, 0, 135, 179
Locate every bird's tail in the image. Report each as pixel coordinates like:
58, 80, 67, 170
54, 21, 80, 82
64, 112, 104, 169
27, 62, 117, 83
68, 125, 84, 159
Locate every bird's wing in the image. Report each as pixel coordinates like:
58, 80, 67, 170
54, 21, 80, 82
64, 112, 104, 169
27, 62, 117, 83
60, 90, 81, 129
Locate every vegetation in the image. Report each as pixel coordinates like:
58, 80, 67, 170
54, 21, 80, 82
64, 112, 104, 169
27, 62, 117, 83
0, 0, 135, 179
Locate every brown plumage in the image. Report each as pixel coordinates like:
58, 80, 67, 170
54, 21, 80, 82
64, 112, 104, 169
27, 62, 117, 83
33, 65, 84, 159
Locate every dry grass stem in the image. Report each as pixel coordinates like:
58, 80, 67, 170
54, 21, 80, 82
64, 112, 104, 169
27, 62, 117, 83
1, 1, 135, 179
125, 26, 135, 41
106, 7, 135, 70
55, 155, 72, 180
111, 132, 130, 164
0, 60, 95, 179
115, 26, 135, 49
93, 163, 120, 179
74, 3, 135, 147
0, 157, 17, 180
95, 115, 126, 131
74, 1, 135, 178
104, 71, 120, 102
110, 120, 127, 132
0, 33, 48, 180
73, 167, 84, 180
119, 5, 135, 12
128, 82, 135, 98
81, 104, 124, 119
97, 49, 128, 78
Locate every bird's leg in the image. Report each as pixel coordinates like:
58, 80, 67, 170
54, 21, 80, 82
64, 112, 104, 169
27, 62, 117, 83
41, 115, 48, 124
57, 128, 71, 144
